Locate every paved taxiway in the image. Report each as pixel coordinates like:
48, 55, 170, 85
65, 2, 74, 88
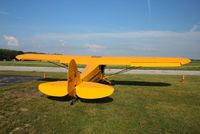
1, 66, 200, 75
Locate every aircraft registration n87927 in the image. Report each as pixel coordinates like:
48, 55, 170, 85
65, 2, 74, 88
16, 54, 190, 101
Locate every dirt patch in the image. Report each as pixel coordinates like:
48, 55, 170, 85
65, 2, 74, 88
19, 107, 29, 112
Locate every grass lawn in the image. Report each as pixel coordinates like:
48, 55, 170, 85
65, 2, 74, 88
0, 61, 58, 67
0, 60, 200, 70
0, 71, 200, 133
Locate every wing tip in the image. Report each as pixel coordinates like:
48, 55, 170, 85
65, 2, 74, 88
16, 54, 24, 60
181, 58, 191, 65
16, 54, 31, 60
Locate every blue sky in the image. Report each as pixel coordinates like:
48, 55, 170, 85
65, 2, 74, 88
0, 0, 200, 58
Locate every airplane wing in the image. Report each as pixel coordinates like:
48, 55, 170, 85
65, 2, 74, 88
16, 54, 190, 67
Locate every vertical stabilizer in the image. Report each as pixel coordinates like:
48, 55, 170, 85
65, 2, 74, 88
68, 59, 81, 97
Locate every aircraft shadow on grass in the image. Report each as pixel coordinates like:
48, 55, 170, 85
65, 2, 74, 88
47, 96, 113, 104
38, 78, 67, 82
111, 80, 171, 87
80, 97, 113, 103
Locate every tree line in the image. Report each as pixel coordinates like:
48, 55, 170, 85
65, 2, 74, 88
0, 49, 24, 61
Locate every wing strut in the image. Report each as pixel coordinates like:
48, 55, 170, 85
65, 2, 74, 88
48, 61, 68, 69
105, 66, 141, 78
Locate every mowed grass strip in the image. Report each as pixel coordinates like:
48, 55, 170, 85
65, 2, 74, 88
0, 61, 57, 67
0, 71, 200, 134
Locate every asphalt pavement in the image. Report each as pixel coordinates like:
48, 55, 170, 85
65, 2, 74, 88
0, 74, 38, 86
1, 66, 200, 75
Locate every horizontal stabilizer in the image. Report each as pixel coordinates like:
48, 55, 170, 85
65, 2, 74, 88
39, 81, 68, 97
76, 82, 114, 99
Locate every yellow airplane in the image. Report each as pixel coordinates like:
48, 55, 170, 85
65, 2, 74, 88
16, 54, 190, 101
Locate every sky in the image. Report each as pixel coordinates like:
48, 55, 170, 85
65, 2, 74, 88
0, 0, 200, 58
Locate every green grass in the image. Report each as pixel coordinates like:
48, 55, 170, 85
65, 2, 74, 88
1, 60, 200, 70
0, 61, 58, 67
0, 71, 200, 133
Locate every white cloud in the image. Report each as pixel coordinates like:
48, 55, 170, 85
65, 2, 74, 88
32, 31, 200, 58
86, 44, 106, 52
3, 35, 19, 47
0, 10, 9, 15
59, 40, 65, 46
34, 31, 200, 40
190, 24, 200, 32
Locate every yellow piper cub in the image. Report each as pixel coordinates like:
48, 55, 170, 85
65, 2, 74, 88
16, 54, 190, 101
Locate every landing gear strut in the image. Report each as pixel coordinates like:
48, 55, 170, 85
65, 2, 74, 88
70, 97, 79, 105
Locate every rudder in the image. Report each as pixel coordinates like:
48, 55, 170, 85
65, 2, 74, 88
68, 59, 81, 97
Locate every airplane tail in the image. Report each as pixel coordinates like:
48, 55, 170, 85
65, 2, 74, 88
39, 59, 114, 99
67, 59, 114, 99
67, 59, 81, 97
38, 59, 81, 97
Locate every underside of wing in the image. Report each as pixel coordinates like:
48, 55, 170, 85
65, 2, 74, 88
87, 56, 191, 67
129, 57, 189, 67
16, 54, 190, 67
16, 54, 91, 63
